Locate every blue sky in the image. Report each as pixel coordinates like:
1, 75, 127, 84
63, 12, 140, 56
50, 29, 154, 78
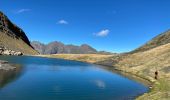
0, 0, 170, 53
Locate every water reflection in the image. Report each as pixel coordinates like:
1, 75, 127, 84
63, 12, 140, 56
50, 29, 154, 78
0, 64, 23, 88
93, 79, 106, 89
0, 56, 148, 100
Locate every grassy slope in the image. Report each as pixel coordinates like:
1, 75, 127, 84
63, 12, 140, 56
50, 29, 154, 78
0, 31, 38, 55
38, 43, 170, 99
115, 43, 170, 100
132, 30, 170, 53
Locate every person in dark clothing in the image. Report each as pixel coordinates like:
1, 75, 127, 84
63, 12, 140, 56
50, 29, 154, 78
155, 70, 158, 80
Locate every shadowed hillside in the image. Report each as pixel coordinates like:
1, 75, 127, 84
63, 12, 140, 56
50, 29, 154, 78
0, 11, 38, 55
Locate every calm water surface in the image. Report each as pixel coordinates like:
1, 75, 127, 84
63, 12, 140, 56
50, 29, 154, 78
0, 56, 148, 100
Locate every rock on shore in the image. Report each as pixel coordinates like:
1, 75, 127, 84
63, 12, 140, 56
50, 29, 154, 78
0, 60, 16, 70
0, 46, 22, 56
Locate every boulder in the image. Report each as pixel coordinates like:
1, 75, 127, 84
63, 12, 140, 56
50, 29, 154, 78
14, 52, 23, 56
3, 50, 11, 55
0, 60, 16, 70
10, 50, 15, 55
0, 47, 23, 56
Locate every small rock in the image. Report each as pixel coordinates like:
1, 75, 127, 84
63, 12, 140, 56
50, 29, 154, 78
0, 60, 8, 64
10, 50, 15, 55
14, 52, 23, 56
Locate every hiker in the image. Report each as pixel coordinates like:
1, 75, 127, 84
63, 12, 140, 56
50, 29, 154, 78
154, 70, 158, 80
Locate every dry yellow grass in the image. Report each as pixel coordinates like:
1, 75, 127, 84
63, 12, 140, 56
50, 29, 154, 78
113, 43, 170, 100
39, 54, 114, 63
115, 43, 170, 78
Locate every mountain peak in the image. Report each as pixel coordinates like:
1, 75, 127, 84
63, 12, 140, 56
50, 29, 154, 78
31, 41, 98, 54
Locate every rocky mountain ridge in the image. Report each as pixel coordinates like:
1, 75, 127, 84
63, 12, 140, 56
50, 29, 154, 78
31, 41, 99, 54
132, 30, 170, 53
0, 11, 38, 55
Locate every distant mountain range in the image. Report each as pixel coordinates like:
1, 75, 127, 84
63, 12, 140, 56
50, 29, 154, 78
32, 29, 170, 55
0, 11, 38, 55
31, 41, 112, 54
0, 11, 112, 55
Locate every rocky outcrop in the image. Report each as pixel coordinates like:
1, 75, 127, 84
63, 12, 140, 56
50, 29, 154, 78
0, 46, 22, 56
31, 41, 98, 54
0, 11, 38, 55
0, 11, 31, 46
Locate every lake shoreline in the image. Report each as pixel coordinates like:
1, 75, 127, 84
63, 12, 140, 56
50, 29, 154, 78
0, 55, 149, 100
34, 54, 157, 100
